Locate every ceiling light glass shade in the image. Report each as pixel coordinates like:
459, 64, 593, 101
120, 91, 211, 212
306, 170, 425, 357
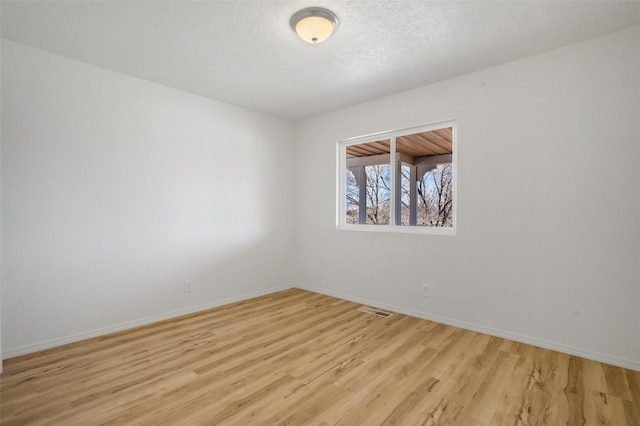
290, 8, 338, 44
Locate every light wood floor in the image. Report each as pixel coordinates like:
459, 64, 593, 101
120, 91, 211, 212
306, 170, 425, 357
1, 289, 639, 425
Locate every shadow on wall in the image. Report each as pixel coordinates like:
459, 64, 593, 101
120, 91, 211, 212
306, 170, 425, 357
2, 126, 292, 356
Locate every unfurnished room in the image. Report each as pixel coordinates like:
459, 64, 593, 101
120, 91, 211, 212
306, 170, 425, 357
0, 1, 639, 424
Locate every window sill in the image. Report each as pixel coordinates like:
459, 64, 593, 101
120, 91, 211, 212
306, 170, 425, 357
337, 223, 456, 236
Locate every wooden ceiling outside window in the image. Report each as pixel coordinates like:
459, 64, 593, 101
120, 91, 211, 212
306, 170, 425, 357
346, 127, 452, 159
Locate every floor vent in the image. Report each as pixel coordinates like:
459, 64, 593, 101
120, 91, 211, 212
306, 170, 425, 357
358, 307, 392, 318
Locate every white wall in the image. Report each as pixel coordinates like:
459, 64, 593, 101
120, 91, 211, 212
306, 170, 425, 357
1, 40, 295, 357
294, 26, 640, 370
0, 16, 3, 373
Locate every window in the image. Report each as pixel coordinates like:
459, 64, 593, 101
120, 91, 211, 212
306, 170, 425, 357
338, 121, 456, 234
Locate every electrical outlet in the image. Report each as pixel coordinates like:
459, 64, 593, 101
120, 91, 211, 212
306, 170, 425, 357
184, 280, 192, 293
422, 284, 430, 297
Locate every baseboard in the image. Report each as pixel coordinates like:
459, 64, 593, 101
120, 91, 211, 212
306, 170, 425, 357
2, 284, 294, 359
295, 284, 640, 372
5, 283, 639, 372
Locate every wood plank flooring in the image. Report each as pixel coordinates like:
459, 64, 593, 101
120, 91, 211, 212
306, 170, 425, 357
1, 289, 639, 425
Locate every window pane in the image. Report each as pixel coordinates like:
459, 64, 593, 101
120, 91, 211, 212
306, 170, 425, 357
345, 139, 391, 225
397, 127, 453, 227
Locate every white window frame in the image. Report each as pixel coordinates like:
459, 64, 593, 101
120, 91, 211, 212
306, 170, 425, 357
337, 120, 457, 235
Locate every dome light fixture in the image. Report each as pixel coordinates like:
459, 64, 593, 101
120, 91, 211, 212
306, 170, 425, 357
290, 7, 339, 44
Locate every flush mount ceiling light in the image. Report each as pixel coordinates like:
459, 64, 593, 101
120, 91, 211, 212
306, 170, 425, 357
290, 7, 339, 44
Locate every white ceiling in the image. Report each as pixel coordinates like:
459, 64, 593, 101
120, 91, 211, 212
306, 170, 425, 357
2, 1, 639, 121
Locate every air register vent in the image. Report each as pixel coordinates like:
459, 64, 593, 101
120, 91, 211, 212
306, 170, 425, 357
358, 307, 392, 318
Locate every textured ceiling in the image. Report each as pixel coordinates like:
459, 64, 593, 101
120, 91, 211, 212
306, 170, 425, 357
2, 1, 639, 121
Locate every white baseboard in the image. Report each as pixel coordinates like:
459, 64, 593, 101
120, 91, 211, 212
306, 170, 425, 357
295, 284, 640, 372
2, 284, 294, 359
5, 283, 638, 372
